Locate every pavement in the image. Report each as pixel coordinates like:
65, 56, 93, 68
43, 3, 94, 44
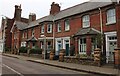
2, 53, 120, 76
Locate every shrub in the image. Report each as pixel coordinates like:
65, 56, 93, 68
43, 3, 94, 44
19, 47, 28, 53
5, 47, 10, 52
30, 47, 42, 54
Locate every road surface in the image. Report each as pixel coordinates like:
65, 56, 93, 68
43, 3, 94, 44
1, 55, 100, 76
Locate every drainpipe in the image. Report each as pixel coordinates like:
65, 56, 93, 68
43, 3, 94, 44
99, 8, 103, 53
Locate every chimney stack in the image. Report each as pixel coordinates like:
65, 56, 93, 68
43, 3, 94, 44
29, 13, 36, 22
14, 4, 22, 21
50, 2, 61, 15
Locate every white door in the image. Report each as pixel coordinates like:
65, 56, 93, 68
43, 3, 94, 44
107, 36, 117, 63
108, 41, 117, 62
105, 32, 117, 63
56, 41, 62, 55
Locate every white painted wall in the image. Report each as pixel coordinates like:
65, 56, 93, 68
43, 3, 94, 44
0, 40, 4, 52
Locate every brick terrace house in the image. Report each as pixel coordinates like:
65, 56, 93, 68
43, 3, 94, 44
1, 5, 29, 53
1, 17, 14, 52
10, 1, 120, 63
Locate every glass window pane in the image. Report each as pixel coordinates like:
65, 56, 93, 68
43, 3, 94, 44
107, 8, 116, 23
82, 15, 90, 28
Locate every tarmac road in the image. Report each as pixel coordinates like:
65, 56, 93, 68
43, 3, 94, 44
1, 55, 97, 76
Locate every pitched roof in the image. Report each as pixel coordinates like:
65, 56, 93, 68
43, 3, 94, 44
14, 21, 28, 30
26, 15, 54, 29
54, 2, 113, 20
74, 28, 101, 36
16, 1, 114, 30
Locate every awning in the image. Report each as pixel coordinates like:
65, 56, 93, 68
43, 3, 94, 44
74, 28, 101, 37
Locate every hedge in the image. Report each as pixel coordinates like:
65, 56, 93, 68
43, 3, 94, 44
30, 47, 42, 54
19, 47, 28, 53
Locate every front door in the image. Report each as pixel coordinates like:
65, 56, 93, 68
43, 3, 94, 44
108, 41, 117, 62
65, 40, 69, 56
56, 41, 62, 55
65, 44, 69, 56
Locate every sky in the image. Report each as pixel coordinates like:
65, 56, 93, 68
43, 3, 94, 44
0, 0, 118, 28
0, 0, 90, 27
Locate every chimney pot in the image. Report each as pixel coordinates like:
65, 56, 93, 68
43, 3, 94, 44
29, 13, 36, 22
50, 2, 61, 15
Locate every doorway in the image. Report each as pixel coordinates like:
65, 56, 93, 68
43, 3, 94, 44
107, 35, 117, 63
65, 40, 69, 56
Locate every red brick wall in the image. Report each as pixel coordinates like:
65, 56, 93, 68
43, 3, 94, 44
11, 26, 22, 50
55, 17, 82, 38
116, 4, 120, 48
53, 4, 119, 54
5, 19, 14, 49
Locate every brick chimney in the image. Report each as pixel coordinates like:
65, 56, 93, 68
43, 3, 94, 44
29, 13, 36, 22
14, 4, 22, 21
50, 2, 60, 15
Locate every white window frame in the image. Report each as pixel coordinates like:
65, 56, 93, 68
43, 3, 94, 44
57, 22, 61, 32
21, 42, 26, 47
22, 31, 25, 38
31, 28, 34, 37
41, 25, 44, 34
14, 32, 17, 39
65, 19, 70, 31
79, 38, 86, 54
25, 30, 27, 38
82, 15, 90, 28
106, 8, 116, 25
105, 31, 117, 63
47, 24, 52, 33
91, 37, 97, 54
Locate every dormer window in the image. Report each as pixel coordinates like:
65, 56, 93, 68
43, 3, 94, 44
82, 15, 90, 28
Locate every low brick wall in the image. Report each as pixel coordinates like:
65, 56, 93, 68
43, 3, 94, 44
19, 53, 42, 59
19, 53, 28, 56
64, 56, 94, 65
29, 54, 42, 59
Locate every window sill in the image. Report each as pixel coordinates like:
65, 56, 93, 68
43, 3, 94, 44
65, 30, 70, 32
56, 32, 61, 34
40, 33, 44, 34
47, 32, 52, 34
106, 22, 116, 25
82, 26, 90, 28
